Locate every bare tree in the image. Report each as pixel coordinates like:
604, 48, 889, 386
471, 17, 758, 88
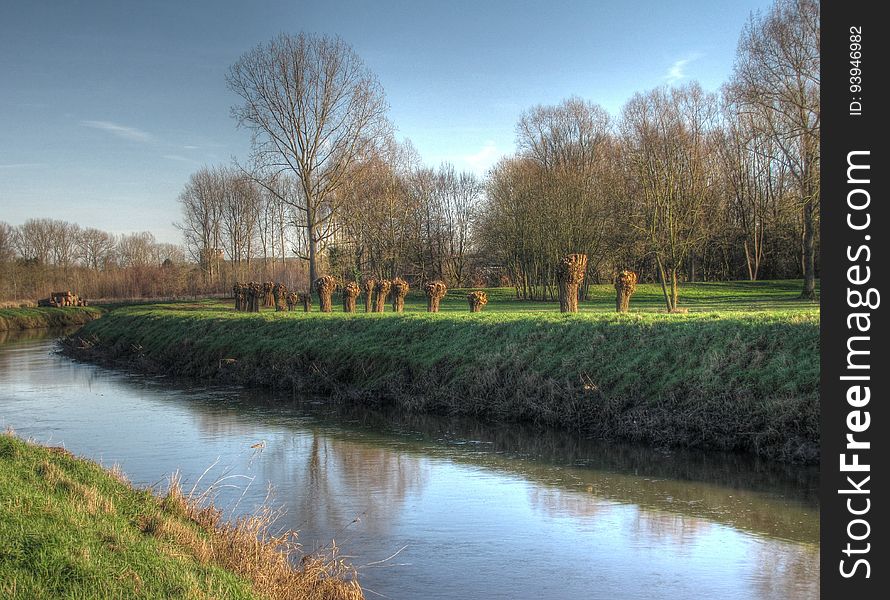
621, 83, 718, 311
177, 167, 224, 283
227, 32, 391, 284
77, 227, 117, 271
435, 164, 481, 286
219, 169, 261, 281
732, 0, 819, 298
0, 222, 16, 264
15, 218, 55, 265
715, 93, 791, 281
50, 220, 80, 270
117, 232, 157, 268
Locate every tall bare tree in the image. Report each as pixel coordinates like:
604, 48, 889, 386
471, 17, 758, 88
15, 219, 55, 265
732, 0, 819, 298
621, 83, 718, 310
77, 227, 117, 271
227, 33, 391, 284
436, 164, 481, 286
0, 222, 15, 264
177, 167, 224, 283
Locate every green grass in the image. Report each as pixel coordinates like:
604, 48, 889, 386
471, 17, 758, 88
69, 280, 819, 462
0, 432, 260, 599
0, 306, 103, 332
0, 432, 363, 600
274, 279, 818, 314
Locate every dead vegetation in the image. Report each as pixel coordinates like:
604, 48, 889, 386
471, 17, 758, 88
156, 474, 364, 600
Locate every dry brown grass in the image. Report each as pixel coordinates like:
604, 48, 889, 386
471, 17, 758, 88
0, 300, 36, 309
156, 474, 364, 600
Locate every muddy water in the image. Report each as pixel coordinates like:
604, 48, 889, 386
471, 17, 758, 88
0, 330, 819, 599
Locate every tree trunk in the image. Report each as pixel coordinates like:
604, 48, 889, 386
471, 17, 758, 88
615, 270, 637, 313
655, 256, 673, 312
556, 254, 587, 313
363, 278, 376, 312
671, 268, 679, 310
374, 280, 391, 312
315, 275, 335, 313
342, 282, 359, 313
801, 198, 816, 299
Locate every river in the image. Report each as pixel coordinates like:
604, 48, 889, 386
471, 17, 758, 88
0, 328, 819, 599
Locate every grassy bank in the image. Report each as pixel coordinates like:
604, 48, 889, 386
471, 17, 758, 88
67, 281, 819, 463
0, 431, 362, 600
0, 306, 103, 332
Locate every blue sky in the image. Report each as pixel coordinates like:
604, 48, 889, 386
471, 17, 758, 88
0, 0, 773, 244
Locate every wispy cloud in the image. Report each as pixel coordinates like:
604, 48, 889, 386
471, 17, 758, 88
80, 120, 153, 142
0, 162, 45, 169
459, 141, 502, 175
161, 154, 198, 164
664, 53, 703, 84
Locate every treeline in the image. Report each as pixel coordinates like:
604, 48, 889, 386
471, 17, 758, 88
1, 0, 818, 308
177, 154, 479, 291
0, 219, 195, 302
180, 0, 818, 307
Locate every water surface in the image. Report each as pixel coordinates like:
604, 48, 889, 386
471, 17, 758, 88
0, 330, 819, 599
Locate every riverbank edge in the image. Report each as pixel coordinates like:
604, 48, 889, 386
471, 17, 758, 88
0, 431, 363, 599
63, 306, 819, 464
0, 306, 103, 331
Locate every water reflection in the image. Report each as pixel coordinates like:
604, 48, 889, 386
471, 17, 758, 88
182, 394, 818, 545
0, 332, 820, 599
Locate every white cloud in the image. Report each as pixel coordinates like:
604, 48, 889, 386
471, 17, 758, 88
162, 154, 192, 162
80, 120, 152, 142
664, 53, 704, 84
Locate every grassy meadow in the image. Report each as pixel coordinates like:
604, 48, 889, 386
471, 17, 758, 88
0, 431, 362, 600
67, 280, 820, 462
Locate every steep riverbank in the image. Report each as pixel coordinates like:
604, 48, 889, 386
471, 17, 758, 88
64, 301, 819, 463
0, 431, 362, 600
0, 306, 103, 332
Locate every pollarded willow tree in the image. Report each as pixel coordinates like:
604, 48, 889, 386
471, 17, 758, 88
731, 0, 820, 298
227, 33, 391, 285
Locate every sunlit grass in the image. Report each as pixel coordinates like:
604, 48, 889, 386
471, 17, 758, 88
71, 280, 819, 462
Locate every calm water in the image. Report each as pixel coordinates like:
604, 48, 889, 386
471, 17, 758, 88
0, 329, 819, 599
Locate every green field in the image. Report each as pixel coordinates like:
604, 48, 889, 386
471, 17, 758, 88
69, 280, 820, 463
0, 432, 361, 600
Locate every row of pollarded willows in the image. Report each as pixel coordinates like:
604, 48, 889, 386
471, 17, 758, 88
324, 276, 452, 314
233, 282, 311, 313
232, 255, 642, 316
555, 254, 641, 314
